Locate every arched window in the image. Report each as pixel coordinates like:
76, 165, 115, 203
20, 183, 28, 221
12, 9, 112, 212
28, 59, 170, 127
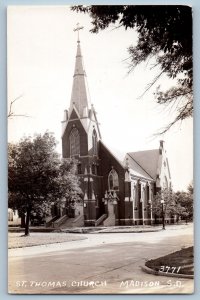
108, 169, 119, 191
92, 129, 98, 155
70, 127, 80, 157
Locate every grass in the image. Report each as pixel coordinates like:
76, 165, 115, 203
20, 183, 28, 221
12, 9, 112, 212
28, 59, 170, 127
145, 247, 194, 275
8, 232, 87, 249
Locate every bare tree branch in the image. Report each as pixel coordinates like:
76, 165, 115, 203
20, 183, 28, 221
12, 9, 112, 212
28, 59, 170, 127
8, 95, 31, 119
153, 100, 192, 136
137, 68, 166, 99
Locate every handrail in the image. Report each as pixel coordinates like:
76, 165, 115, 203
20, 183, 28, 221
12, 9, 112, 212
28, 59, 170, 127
95, 214, 107, 226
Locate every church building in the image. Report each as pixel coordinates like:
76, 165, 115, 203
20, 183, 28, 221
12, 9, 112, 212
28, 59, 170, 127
59, 32, 172, 227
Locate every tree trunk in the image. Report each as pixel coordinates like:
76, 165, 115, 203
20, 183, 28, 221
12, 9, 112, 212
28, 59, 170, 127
25, 207, 30, 236
21, 213, 25, 228
162, 213, 165, 229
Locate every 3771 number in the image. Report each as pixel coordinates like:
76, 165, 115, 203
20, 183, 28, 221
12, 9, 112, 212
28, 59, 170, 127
159, 266, 181, 273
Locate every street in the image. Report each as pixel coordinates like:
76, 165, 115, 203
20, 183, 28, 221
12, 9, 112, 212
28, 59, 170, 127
8, 224, 193, 294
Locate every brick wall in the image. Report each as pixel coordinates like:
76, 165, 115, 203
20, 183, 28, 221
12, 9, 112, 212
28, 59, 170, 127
99, 141, 126, 223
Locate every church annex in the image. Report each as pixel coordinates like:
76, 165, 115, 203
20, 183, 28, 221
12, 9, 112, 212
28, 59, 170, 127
60, 32, 171, 227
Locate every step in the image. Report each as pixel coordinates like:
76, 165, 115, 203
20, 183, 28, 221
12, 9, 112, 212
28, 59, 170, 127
60, 215, 84, 228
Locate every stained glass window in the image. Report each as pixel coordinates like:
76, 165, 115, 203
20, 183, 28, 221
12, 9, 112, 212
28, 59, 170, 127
70, 127, 80, 157
108, 169, 119, 191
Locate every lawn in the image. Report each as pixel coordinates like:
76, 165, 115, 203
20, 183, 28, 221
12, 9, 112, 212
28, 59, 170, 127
8, 232, 87, 249
145, 247, 194, 275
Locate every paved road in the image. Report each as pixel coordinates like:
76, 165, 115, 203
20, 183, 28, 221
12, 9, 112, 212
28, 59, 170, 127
8, 224, 194, 294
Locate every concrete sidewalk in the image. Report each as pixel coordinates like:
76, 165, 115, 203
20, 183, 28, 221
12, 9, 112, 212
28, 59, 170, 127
61, 223, 191, 234
9, 223, 193, 258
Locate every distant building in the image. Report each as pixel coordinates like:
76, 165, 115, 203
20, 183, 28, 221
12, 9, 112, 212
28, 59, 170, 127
8, 208, 20, 223
58, 34, 172, 227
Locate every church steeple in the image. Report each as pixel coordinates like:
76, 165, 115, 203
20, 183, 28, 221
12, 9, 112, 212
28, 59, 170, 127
62, 24, 101, 159
69, 24, 89, 118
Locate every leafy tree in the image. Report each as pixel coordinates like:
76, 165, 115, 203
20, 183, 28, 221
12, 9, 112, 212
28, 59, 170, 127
8, 132, 82, 236
187, 182, 193, 195
72, 5, 192, 133
175, 183, 193, 223
152, 187, 176, 226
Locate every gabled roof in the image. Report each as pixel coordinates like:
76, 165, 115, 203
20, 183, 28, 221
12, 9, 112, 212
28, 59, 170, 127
124, 153, 153, 180
127, 149, 160, 180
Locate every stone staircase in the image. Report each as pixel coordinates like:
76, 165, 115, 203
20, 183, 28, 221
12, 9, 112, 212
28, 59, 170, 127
59, 215, 84, 229
45, 215, 59, 228
103, 214, 116, 226
52, 215, 68, 228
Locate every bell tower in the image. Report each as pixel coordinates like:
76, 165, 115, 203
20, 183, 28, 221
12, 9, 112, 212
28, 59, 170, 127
62, 24, 103, 226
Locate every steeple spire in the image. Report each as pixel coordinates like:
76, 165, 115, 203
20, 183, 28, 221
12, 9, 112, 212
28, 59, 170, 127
73, 22, 84, 43
70, 23, 89, 117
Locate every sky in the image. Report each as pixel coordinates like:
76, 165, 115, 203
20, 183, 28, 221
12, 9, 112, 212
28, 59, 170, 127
7, 5, 193, 191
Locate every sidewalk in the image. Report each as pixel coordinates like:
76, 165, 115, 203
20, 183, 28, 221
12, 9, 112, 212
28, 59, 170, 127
62, 223, 191, 234
9, 223, 193, 258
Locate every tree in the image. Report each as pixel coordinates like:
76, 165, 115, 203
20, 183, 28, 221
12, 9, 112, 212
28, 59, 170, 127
187, 182, 193, 196
71, 5, 192, 134
8, 132, 82, 236
152, 187, 176, 226
175, 183, 193, 223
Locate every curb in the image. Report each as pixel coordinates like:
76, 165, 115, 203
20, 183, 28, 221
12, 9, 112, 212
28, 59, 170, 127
141, 265, 194, 279
92, 229, 162, 234
61, 228, 162, 234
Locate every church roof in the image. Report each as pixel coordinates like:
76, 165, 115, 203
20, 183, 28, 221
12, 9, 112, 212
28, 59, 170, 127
100, 143, 155, 181
123, 153, 152, 180
69, 39, 89, 117
127, 149, 160, 180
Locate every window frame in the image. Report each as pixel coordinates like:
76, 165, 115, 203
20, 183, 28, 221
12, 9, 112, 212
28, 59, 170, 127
108, 169, 119, 191
69, 127, 80, 157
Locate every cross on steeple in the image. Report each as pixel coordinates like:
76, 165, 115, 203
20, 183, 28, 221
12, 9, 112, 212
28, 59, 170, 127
73, 22, 84, 42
